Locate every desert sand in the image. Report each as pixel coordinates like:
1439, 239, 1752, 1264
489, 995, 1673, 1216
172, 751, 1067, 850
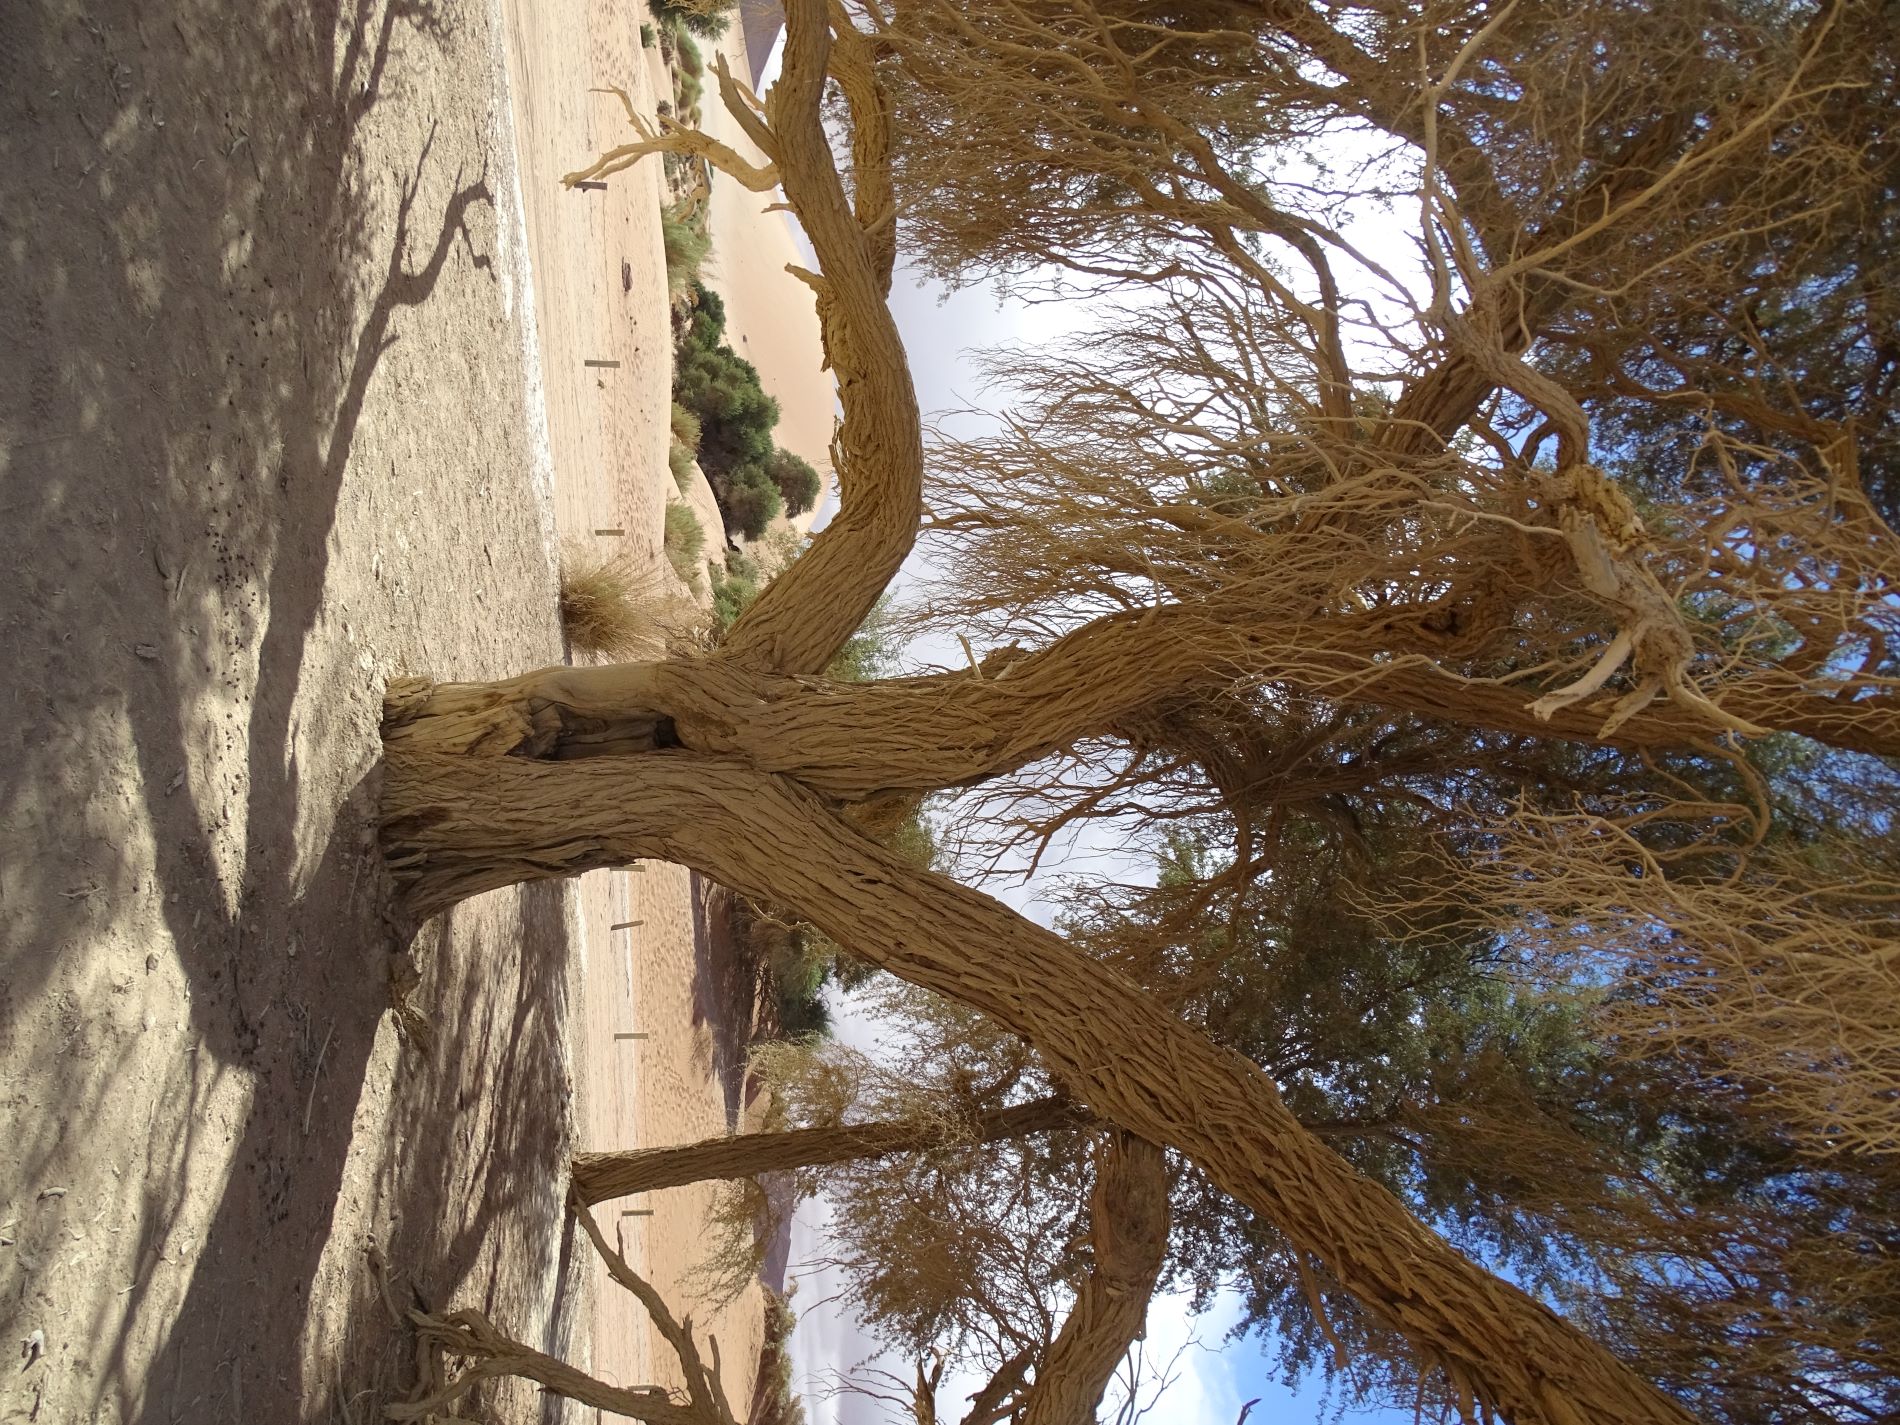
497, 0, 840, 1411
2, 0, 583, 1419
0, 0, 830, 1418
695, 24, 840, 534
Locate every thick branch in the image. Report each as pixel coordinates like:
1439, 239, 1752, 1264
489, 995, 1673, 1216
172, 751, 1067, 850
391, 1310, 704, 1424
382, 750, 1701, 1425
383, 592, 1900, 800
571, 1093, 1089, 1205
561, 86, 779, 191
1019, 1135, 1170, 1425
391, 1201, 739, 1424
713, 0, 925, 674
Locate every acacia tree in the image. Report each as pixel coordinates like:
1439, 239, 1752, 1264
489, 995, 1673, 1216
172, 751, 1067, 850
380, 1, 1899, 1421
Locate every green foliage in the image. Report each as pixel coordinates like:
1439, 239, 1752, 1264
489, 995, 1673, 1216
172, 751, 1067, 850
709, 547, 761, 632
669, 400, 702, 451
667, 440, 695, 495
728, 892, 838, 1043
750, 1291, 806, 1425
719, 467, 784, 539
766, 448, 822, 517
825, 594, 902, 683
647, 0, 731, 39
675, 31, 702, 76
639, 21, 654, 46
674, 283, 793, 538
676, 62, 703, 118
663, 502, 704, 588
659, 206, 711, 303
768, 926, 833, 1039
676, 295, 779, 470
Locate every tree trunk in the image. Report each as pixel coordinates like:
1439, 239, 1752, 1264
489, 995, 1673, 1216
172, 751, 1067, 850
702, 0, 923, 679
1018, 1135, 1170, 1425
571, 1094, 1089, 1206
379, 593, 1900, 807
382, 747, 1700, 1425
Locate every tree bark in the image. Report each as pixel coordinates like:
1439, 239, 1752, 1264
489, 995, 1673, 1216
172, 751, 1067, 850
571, 1094, 1089, 1206
382, 748, 1700, 1425
1018, 1135, 1170, 1425
380, 592, 1900, 803
704, 0, 923, 678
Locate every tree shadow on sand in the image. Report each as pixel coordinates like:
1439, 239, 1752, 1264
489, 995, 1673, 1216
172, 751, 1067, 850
2, 0, 578, 1418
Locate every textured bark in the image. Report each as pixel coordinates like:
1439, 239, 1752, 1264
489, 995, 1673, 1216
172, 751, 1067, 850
1018, 1135, 1170, 1425
571, 1094, 1088, 1206
707, 0, 924, 677
382, 749, 1700, 1425
379, 594, 1900, 802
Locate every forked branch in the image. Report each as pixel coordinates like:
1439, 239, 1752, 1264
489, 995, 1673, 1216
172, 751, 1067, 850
562, 82, 779, 192
388, 1199, 740, 1425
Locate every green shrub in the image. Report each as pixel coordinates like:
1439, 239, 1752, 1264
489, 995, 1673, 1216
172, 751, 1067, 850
667, 440, 696, 494
639, 21, 655, 46
769, 927, 833, 1039
648, 0, 733, 39
721, 464, 784, 539
709, 547, 761, 631
674, 283, 790, 536
669, 400, 702, 450
826, 594, 901, 683
663, 502, 704, 587
766, 448, 821, 517
752, 1291, 807, 1425
676, 32, 703, 75
676, 343, 777, 473
659, 207, 711, 302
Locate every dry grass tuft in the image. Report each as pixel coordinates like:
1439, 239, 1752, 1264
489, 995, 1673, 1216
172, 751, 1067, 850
558, 544, 651, 657
663, 502, 706, 589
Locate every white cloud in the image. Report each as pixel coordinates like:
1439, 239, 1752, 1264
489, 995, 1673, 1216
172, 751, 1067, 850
1106, 1287, 1249, 1425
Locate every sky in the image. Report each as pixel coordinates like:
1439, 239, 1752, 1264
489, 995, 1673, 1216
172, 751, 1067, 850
780, 254, 1428, 1425
756, 31, 1436, 1423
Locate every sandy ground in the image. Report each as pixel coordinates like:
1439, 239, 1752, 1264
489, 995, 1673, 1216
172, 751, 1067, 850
0, 0, 825, 1418
0, 0, 819, 1422
0, 0, 585, 1421
499, 2, 854, 1416
694, 23, 839, 536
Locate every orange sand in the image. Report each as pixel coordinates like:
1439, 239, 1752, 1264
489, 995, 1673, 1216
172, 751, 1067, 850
494, 0, 837, 1411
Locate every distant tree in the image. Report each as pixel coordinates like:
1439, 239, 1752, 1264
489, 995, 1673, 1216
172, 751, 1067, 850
767, 448, 822, 517
648, 0, 733, 41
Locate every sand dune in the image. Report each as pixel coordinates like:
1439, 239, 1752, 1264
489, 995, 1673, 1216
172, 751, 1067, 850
696, 25, 841, 536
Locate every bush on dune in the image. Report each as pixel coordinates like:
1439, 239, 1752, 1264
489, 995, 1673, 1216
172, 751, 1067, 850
663, 503, 705, 588
667, 440, 696, 494
659, 206, 711, 302
673, 283, 793, 538
719, 466, 784, 540
669, 400, 702, 451
766, 448, 821, 517
709, 547, 761, 632
648, 0, 732, 39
